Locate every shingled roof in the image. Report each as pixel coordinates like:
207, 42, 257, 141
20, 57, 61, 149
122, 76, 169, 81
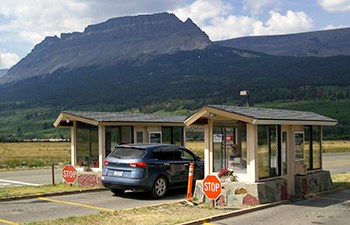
54, 111, 186, 127
184, 105, 337, 126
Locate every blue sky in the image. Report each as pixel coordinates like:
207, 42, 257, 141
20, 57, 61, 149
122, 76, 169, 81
0, 0, 349, 69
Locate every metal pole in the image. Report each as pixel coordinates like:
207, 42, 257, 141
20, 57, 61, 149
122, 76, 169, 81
51, 163, 55, 186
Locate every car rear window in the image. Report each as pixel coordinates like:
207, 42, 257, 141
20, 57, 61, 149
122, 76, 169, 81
109, 147, 146, 159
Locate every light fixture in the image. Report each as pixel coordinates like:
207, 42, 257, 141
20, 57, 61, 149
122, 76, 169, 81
66, 118, 70, 123
208, 113, 216, 120
240, 90, 251, 107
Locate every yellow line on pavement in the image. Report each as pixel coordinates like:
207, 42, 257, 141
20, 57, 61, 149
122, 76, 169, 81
202, 220, 215, 225
0, 218, 19, 225
38, 197, 115, 212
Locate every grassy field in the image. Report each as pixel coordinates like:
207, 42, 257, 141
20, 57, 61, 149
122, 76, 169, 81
0, 140, 349, 170
0, 142, 70, 170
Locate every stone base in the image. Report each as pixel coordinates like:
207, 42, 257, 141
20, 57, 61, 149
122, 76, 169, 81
193, 178, 288, 207
77, 171, 102, 187
295, 170, 333, 199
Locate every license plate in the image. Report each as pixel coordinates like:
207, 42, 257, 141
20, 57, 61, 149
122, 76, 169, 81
114, 171, 123, 176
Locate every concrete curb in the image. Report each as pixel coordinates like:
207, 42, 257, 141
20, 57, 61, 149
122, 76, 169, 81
0, 187, 107, 202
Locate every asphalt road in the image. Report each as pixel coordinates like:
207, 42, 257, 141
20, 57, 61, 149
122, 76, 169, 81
322, 152, 350, 174
211, 188, 350, 225
0, 189, 185, 224
0, 168, 62, 188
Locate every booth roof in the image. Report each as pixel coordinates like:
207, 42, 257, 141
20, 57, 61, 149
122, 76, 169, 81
208, 105, 338, 123
184, 105, 337, 126
54, 111, 187, 127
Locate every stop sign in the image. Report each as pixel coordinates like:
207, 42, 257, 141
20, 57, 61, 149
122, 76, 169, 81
202, 174, 222, 200
62, 165, 77, 184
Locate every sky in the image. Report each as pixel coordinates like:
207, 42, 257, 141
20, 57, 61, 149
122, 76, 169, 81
0, 0, 350, 69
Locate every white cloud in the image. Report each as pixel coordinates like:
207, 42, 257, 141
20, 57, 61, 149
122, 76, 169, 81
0, 51, 20, 69
252, 10, 314, 35
172, 0, 232, 27
318, 0, 350, 13
243, 0, 280, 15
173, 0, 314, 40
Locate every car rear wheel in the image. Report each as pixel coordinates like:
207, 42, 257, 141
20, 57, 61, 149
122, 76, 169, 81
150, 176, 168, 198
111, 188, 125, 195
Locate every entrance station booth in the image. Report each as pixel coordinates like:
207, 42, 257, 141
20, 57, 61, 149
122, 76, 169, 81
54, 111, 186, 186
184, 105, 337, 205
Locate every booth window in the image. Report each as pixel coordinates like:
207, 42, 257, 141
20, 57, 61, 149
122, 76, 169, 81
213, 124, 247, 174
105, 126, 133, 156
76, 122, 99, 168
258, 125, 282, 179
304, 125, 321, 170
161, 126, 184, 145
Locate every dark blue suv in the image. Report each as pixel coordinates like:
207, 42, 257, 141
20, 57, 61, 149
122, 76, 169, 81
102, 143, 204, 198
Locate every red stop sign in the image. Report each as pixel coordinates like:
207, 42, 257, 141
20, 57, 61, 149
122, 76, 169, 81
202, 174, 222, 200
62, 165, 77, 184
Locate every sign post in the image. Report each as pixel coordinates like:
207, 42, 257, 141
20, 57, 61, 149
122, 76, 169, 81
202, 174, 222, 207
62, 165, 77, 185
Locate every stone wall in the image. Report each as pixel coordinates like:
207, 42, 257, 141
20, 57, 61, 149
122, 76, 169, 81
295, 170, 333, 199
77, 171, 103, 187
193, 178, 288, 207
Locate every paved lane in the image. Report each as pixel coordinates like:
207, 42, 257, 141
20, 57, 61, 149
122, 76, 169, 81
0, 169, 61, 188
0, 189, 185, 224
322, 152, 350, 174
212, 188, 350, 225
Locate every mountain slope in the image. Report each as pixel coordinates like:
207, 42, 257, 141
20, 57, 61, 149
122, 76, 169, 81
0, 12, 211, 84
216, 27, 350, 57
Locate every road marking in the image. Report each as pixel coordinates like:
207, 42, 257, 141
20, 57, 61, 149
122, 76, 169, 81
0, 179, 40, 186
38, 197, 115, 212
0, 218, 19, 225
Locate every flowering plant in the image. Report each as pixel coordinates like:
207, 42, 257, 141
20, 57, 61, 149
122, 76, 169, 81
218, 168, 234, 177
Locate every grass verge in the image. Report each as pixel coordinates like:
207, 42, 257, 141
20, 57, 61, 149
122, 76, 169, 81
26, 201, 230, 225
0, 183, 101, 199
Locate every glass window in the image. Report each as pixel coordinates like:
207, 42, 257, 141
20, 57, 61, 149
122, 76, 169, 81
240, 124, 247, 171
258, 126, 269, 178
120, 126, 132, 144
282, 131, 288, 175
161, 126, 183, 145
258, 125, 281, 179
76, 123, 98, 168
312, 126, 321, 169
212, 125, 247, 174
136, 131, 143, 143
304, 126, 311, 169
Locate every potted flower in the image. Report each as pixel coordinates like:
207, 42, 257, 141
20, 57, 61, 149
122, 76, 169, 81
218, 168, 237, 182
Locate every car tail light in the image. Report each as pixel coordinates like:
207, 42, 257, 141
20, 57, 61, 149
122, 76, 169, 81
129, 162, 148, 168
103, 159, 109, 166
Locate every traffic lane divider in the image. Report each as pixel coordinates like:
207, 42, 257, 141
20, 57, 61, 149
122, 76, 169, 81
37, 197, 115, 212
0, 187, 107, 202
0, 218, 19, 225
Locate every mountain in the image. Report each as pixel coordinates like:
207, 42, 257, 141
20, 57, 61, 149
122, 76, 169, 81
0, 12, 211, 84
216, 27, 350, 57
0, 69, 8, 78
0, 13, 349, 140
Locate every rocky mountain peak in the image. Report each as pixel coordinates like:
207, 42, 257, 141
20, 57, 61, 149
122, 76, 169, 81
1, 12, 211, 84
